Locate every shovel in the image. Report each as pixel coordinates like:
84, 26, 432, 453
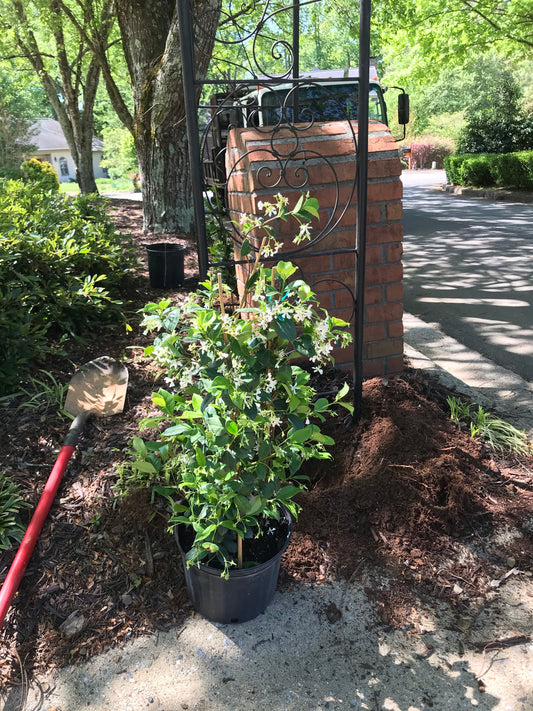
0, 356, 128, 628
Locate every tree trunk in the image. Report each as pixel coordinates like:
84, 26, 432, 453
114, 0, 222, 235
135, 118, 192, 234
9, 0, 102, 195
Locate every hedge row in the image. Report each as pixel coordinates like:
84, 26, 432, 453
444, 151, 533, 189
0, 179, 138, 395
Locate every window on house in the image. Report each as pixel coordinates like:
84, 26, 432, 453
59, 157, 69, 177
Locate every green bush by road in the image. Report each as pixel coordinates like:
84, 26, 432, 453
444, 151, 533, 189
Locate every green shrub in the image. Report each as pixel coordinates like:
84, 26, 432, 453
445, 151, 533, 188
0, 179, 138, 394
21, 157, 60, 193
0, 165, 23, 180
0, 473, 29, 551
444, 155, 465, 184
458, 113, 533, 155
458, 155, 494, 187
491, 152, 533, 188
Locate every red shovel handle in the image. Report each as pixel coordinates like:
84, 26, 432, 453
0, 412, 88, 628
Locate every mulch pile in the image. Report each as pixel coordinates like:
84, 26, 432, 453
1, 198, 532, 684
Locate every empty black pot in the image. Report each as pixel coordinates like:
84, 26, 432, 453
175, 508, 292, 624
145, 242, 186, 289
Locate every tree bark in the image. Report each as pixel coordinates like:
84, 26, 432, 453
113, 0, 222, 235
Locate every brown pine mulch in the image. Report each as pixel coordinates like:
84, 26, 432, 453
1, 197, 532, 683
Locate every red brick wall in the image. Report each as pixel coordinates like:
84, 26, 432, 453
226, 120, 403, 378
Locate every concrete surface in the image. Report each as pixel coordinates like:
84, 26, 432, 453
4, 576, 533, 711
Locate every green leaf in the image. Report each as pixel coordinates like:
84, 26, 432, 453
244, 403, 258, 419
273, 316, 297, 341
240, 237, 252, 257
220, 520, 237, 530
152, 389, 175, 415
132, 436, 148, 455
275, 261, 298, 281
205, 413, 225, 436
192, 393, 203, 412
235, 494, 251, 514
195, 523, 218, 541
247, 495, 263, 516
221, 450, 238, 469
131, 460, 158, 474
212, 375, 231, 389
293, 193, 305, 214
201, 392, 215, 411
313, 433, 335, 445
244, 269, 261, 292
335, 382, 350, 401
163, 423, 191, 437
277, 485, 301, 500
275, 365, 292, 383
294, 333, 315, 356
226, 420, 238, 435
302, 196, 319, 218
330, 316, 350, 327
195, 448, 206, 466
234, 494, 263, 516
257, 439, 271, 460
288, 414, 305, 429
313, 398, 330, 413
289, 424, 317, 443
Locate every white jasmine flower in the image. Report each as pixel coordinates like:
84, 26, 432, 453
264, 372, 277, 393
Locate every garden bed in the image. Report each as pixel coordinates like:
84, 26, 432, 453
0, 198, 532, 685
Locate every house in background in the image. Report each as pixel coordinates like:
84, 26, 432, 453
27, 118, 107, 183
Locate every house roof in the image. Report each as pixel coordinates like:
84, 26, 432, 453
30, 118, 103, 152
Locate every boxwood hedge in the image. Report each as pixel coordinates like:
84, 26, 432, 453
444, 151, 533, 189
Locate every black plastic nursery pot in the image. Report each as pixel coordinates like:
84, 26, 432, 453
174, 508, 292, 624
145, 242, 186, 289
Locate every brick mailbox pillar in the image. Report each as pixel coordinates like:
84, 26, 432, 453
225, 120, 403, 378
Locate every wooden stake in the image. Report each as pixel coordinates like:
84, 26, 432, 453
217, 272, 229, 344
239, 234, 268, 308
237, 535, 243, 569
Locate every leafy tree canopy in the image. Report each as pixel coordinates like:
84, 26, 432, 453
374, 0, 533, 83
0, 60, 54, 119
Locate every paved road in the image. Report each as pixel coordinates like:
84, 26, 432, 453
401, 171, 533, 384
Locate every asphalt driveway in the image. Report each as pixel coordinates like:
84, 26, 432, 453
402, 171, 533, 384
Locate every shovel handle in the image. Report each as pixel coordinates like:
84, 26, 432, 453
0, 412, 89, 629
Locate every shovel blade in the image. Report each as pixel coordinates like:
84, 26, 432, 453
64, 356, 128, 417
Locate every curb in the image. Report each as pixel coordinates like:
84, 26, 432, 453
442, 183, 533, 204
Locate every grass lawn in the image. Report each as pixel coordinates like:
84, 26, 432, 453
59, 177, 137, 195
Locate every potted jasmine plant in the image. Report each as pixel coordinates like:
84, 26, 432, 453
119, 193, 353, 623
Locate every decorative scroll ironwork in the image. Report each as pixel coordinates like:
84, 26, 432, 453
177, 0, 372, 418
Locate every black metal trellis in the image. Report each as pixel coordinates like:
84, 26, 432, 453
177, 0, 372, 419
